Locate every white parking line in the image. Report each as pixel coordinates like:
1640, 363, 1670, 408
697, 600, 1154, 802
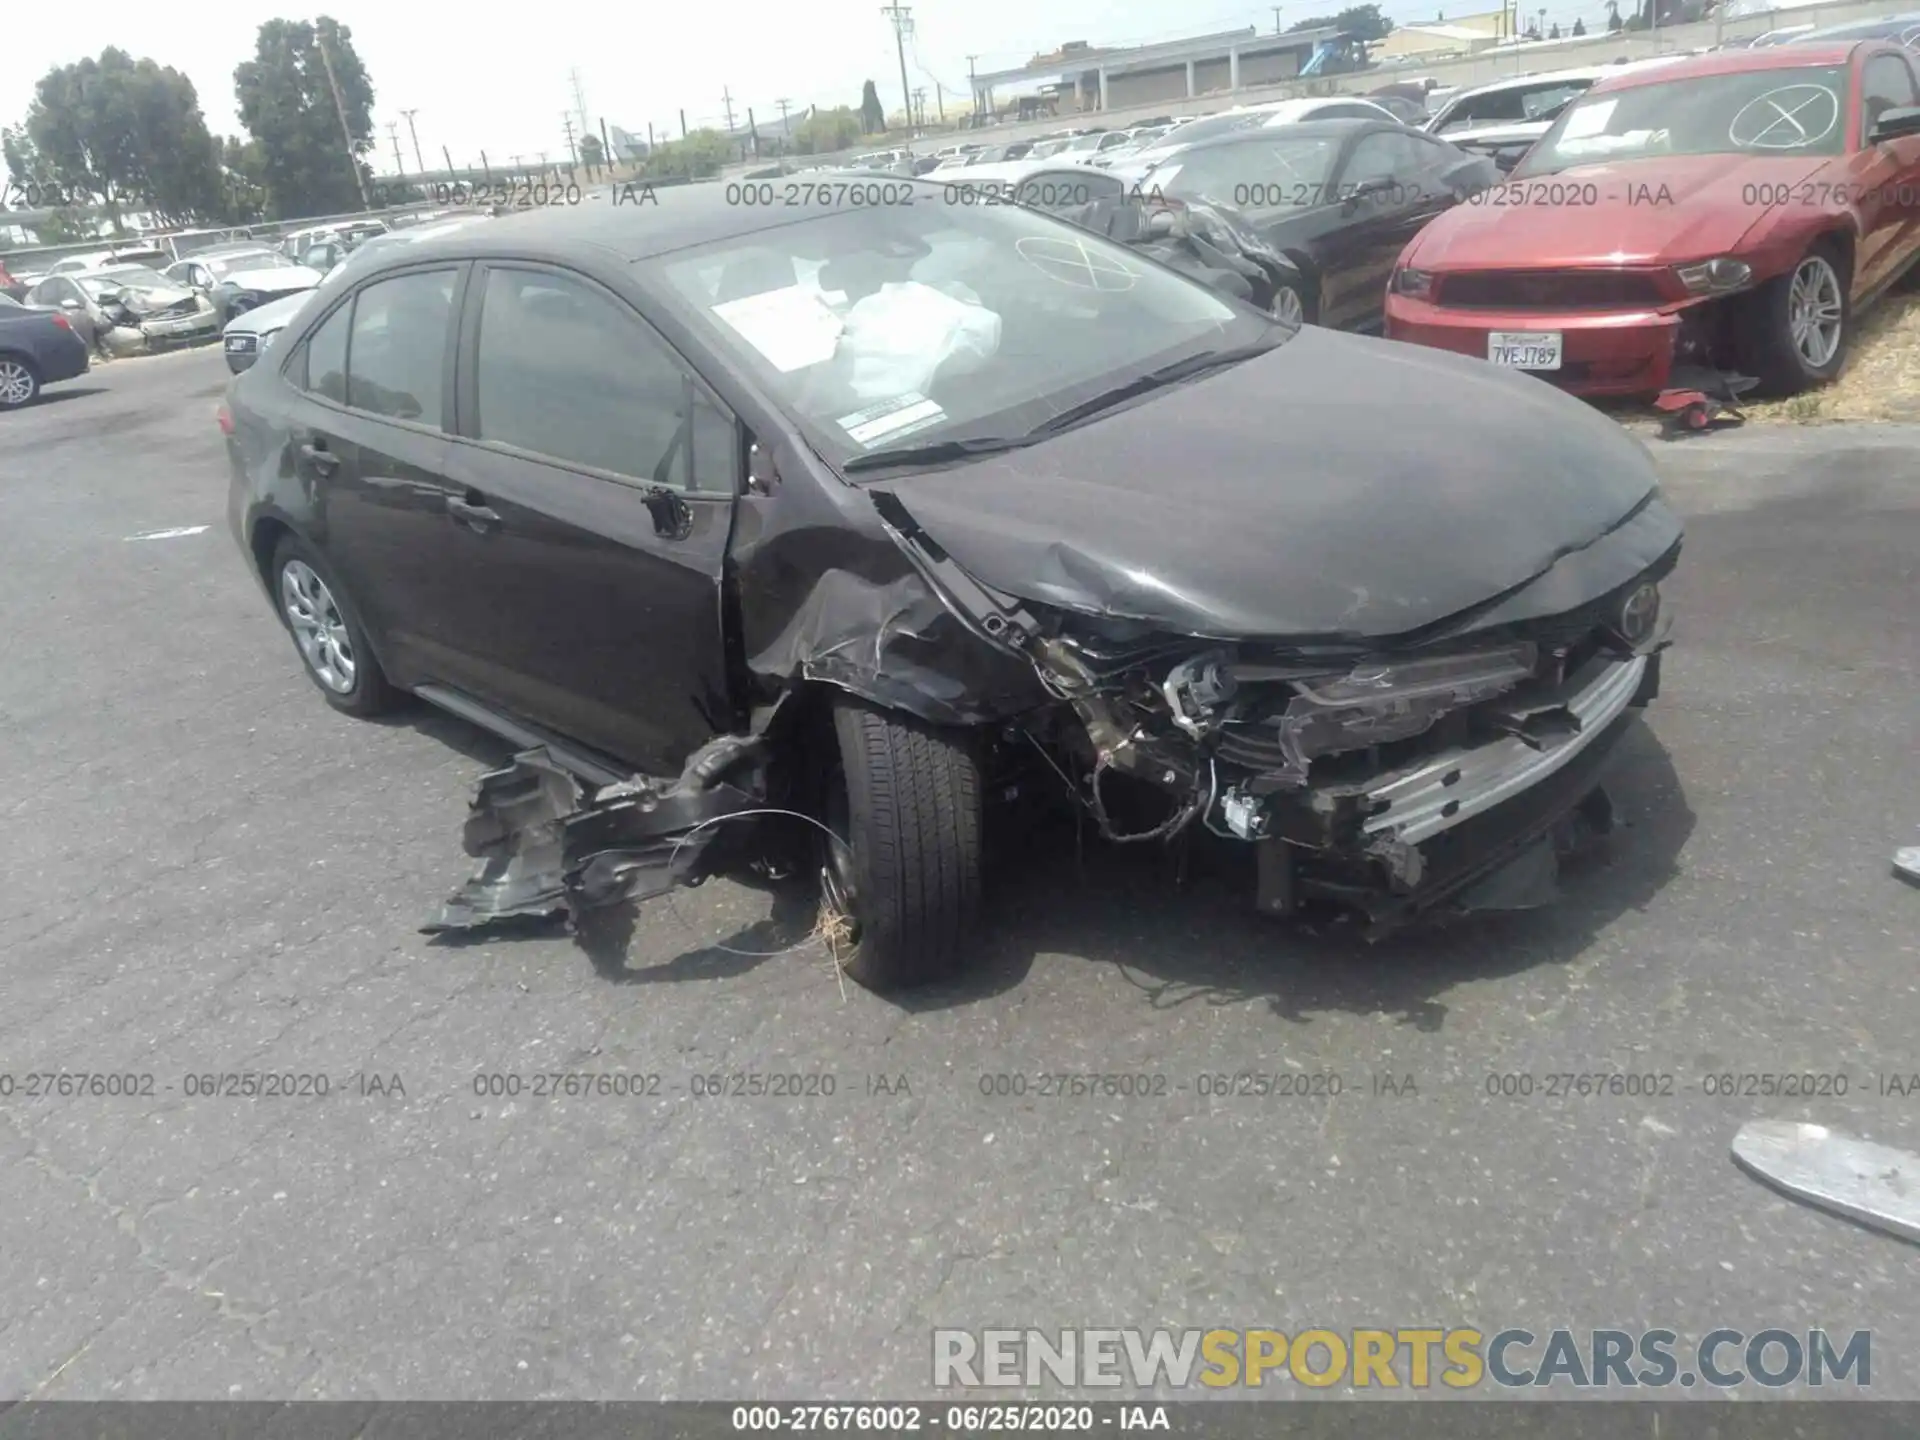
125, 525, 210, 541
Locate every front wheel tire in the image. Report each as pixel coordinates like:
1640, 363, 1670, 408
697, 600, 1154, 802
269, 534, 401, 718
1742, 245, 1849, 395
822, 698, 984, 992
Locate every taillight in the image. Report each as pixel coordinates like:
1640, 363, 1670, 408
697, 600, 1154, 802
216, 403, 234, 435
50, 313, 72, 331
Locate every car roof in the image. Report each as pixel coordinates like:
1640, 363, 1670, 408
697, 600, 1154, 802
1441, 56, 1685, 102
1588, 40, 1864, 89
340, 175, 1080, 265
1796, 12, 1920, 38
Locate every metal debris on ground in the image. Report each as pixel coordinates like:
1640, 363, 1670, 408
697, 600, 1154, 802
1653, 367, 1759, 438
1731, 1120, 1920, 1245
1894, 841, 1920, 887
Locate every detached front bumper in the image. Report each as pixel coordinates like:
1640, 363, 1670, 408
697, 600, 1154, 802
1267, 650, 1658, 930
1384, 294, 1684, 398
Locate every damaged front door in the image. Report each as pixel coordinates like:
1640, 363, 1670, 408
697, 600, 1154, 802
430, 263, 743, 776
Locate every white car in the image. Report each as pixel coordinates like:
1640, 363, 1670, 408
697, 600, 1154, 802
164, 245, 325, 320
1421, 58, 1686, 148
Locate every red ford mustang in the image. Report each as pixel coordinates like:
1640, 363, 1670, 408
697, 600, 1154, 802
1384, 42, 1920, 395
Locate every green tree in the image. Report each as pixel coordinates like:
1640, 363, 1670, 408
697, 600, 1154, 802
234, 16, 376, 219
220, 136, 271, 222
1288, 3, 1394, 37
791, 106, 862, 156
643, 129, 732, 179
860, 80, 886, 135
20, 49, 226, 228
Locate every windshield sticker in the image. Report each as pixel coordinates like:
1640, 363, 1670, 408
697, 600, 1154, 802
837, 393, 947, 447
713, 285, 846, 373
1559, 98, 1616, 139
1729, 84, 1839, 149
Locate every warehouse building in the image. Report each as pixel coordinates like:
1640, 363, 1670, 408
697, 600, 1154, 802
971, 26, 1360, 117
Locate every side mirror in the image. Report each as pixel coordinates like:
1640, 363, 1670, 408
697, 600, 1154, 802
1342, 178, 1389, 212
1868, 105, 1920, 144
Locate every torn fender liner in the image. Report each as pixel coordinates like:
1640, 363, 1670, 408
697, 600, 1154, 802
423, 735, 767, 935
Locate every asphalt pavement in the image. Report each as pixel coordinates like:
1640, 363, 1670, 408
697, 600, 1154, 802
1, 348, 1917, 1401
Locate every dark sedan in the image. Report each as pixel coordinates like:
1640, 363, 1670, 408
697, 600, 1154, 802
222, 179, 1678, 992
1111, 119, 1501, 330
0, 293, 91, 409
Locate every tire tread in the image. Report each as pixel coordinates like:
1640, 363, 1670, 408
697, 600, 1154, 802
831, 699, 982, 990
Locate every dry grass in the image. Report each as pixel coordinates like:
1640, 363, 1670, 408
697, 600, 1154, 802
1742, 289, 1920, 426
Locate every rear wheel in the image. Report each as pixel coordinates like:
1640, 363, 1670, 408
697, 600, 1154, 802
1741, 244, 1849, 394
820, 698, 984, 992
0, 354, 41, 409
268, 534, 401, 717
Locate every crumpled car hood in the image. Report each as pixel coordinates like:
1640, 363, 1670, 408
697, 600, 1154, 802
876, 325, 1679, 642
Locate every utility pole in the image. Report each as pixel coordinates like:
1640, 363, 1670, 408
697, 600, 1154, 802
967, 55, 979, 123
386, 121, 405, 179
680, 109, 688, 139
880, 5, 915, 135
1273, 6, 1284, 31
315, 23, 370, 209
569, 66, 591, 142
934, 82, 944, 122
562, 113, 579, 168
775, 98, 793, 133
722, 87, 736, 135
912, 86, 926, 128
400, 108, 426, 177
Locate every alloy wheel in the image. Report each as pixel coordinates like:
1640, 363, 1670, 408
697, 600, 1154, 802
1787, 255, 1843, 370
1272, 284, 1306, 327
279, 559, 358, 693
0, 359, 36, 407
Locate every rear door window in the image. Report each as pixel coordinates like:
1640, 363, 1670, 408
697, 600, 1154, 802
344, 269, 457, 424
302, 302, 350, 404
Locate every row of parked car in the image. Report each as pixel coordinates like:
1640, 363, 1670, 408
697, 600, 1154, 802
0, 215, 439, 407
904, 23, 1920, 397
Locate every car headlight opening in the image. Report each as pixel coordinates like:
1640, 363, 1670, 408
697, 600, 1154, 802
1617, 581, 1663, 649
1392, 266, 1435, 298
1674, 256, 1751, 295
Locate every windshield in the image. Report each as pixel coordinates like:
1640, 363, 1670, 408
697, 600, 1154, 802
1153, 112, 1270, 149
643, 199, 1278, 470
1148, 135, 1345, 212
206, 250, 297, 278
1520, 65, 1851, 171
1435, 79, 1594, 132
78, 270, 178, 297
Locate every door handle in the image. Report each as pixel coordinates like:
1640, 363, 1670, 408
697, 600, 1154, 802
298, 440, 339, 475
446, 493, 502, 531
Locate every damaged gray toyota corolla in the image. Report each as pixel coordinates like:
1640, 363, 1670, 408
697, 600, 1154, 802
222, 183, 1679, 992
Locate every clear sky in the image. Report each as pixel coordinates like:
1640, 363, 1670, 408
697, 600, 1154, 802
1, 0, 1601, 176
